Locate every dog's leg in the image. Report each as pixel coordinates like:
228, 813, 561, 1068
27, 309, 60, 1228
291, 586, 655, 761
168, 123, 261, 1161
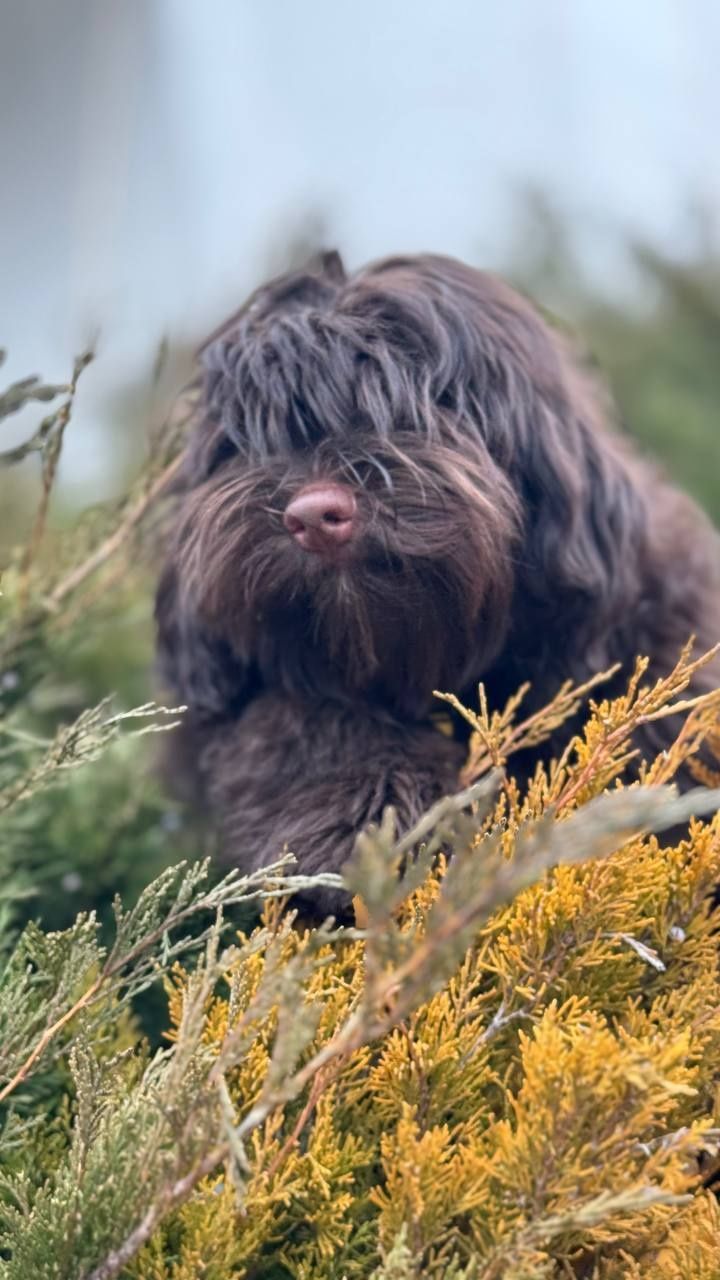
197, 692, 466, 916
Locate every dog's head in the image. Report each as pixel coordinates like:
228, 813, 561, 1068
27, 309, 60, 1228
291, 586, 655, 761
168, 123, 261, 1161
159, 253, 646, 716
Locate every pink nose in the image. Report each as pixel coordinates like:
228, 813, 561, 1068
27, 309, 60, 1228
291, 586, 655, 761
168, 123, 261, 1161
283, 483, 357, 553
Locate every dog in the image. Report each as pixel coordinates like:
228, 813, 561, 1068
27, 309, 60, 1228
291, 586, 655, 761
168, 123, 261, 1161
155, 251, 720, 912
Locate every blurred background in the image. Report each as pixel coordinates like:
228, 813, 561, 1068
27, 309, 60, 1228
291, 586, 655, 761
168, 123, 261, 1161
2, 0, 720, 936
3, 0, 720, 516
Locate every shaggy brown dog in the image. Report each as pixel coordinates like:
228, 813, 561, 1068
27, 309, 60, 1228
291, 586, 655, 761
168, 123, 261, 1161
156, 252, 720, 911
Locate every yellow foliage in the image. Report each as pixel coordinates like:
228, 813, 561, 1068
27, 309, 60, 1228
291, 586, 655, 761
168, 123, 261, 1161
128, 647, 720, 1279
618, 1192, 720, 1279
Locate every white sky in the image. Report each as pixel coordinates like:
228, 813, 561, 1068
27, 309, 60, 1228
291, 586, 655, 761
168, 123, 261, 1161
2, 0, 719, 492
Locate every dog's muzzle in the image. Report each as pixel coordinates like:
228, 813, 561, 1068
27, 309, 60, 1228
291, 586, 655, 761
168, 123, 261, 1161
283, 482, 357, 554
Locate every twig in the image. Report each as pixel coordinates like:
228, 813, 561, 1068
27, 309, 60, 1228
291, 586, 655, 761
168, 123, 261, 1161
263, 1069, 329, 1182
84, 1005, 367, 1280
0, 378, 68, 436
85, 1142, 228, 1280
48, 453, 183, 608
459, 999, 534, 1065
437, 666, 620, 786
16, 353, 93, 612
0, 975, 104, 1105
555, 683, 720, 813
0, 857, 329, 1105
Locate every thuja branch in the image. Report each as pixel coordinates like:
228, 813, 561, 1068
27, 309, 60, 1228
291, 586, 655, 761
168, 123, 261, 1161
84, 1143, 229, 1280
0, 975, 104, 1106
48, 453, 183, 609
10, 352, 94, 611
554, 647, 720, 812
438, 640, 720, 795
0, 700, 183, 814
46, 381, 197, 611
0, 856, 343, 1105
436, 665, 618, 784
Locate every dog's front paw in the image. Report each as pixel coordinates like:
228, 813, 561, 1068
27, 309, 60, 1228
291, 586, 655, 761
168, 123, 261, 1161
200, 694, 465, 917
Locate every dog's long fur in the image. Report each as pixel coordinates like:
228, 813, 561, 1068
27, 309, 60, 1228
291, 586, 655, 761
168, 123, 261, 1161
156, 252, 720, 910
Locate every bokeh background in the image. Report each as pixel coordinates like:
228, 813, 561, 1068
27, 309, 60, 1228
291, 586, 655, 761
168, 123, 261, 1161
2, 0, 720, 934
3, 0, 720, 514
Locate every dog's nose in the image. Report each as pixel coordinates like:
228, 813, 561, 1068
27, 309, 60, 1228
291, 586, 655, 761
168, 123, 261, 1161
283, 483, 357, 553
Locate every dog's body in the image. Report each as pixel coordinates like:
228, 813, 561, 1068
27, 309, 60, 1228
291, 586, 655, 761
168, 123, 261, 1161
156, 253, 720, 908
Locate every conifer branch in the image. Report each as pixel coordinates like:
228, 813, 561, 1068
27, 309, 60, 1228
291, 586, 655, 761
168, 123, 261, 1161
48, 454, 183, 609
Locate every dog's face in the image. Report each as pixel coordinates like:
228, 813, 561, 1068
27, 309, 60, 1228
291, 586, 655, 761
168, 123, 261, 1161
165, 254, 641, 714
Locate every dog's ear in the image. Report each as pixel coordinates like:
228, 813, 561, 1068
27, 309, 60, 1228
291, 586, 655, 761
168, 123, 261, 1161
196, 249, 347, 357
312, 249, 346, 282
155, 560, 251, 719
511, 384, 648, 634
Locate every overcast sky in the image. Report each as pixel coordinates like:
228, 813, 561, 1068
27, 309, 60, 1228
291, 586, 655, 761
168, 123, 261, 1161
2, 0, 719, 491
